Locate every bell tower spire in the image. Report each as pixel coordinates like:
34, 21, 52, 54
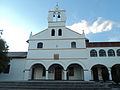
48, 4, 66, 28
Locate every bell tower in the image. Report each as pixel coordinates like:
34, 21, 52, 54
48, 4, 66, 27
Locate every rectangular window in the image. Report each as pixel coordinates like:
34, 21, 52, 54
4, 65, 10, 74
54, 54, 59, 60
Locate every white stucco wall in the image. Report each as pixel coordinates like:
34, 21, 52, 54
87, 47, 120, 69
0, 59, 26, 81
0, 46, 119, 81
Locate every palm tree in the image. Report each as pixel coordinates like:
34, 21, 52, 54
0, 39, 10, 73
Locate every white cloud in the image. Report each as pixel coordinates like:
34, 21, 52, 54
0, 20, 30, 51
67, 17, 117, 34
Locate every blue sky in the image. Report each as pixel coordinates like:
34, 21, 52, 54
0, 0, 120, 51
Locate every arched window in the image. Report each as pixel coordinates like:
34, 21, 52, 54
57, 12, 61, 21
71, 42, 76, 48
53, 12, 56, 21
37, 42, 43, 48
90, 49, 97, 57
58, 29, 62, 36
51, 29, 55, 36
4, 65, 10, 73
108, 49, 115, 56
57, 12, 61, 18
53, 12, 56, 17
99, 49, 106, 57
117, 49, 120, 56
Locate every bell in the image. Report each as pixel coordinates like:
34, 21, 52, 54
58, 15, 60, 18
53, 14, 55, 17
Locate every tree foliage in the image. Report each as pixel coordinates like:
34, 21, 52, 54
0, 39, 10, 73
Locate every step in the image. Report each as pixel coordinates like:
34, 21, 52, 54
0, 81, 112, 90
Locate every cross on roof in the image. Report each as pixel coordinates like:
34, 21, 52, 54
54, 2, 59, 10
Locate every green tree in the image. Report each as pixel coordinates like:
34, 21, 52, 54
0, 39, 10, 73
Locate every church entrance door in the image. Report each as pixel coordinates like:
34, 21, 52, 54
55, 66, 62, 80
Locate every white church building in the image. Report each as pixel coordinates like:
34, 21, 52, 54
0, 5, 120, 81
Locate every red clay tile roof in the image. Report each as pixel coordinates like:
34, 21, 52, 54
86, 42, 120, 47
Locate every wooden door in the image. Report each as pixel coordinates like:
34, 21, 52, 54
92, 67, 99, 81
55, 66, 62, 80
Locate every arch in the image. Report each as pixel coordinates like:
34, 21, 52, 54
48, 64, 64, 70
51, 29, 55, 36
91, 64, 109, 82
31, 63, 46, 80
58, 29, 62, 36
90, 49, 97, 57
111, 64, 120, 83
99, 49, 106, 57
117, 49, 120, 56
28, 61, 47, 70
66, 61, 87, 70
66, 63, 84, 70
108, 49, 115, 56
66, 63, 84, 80
48, 63, 65, 70
71, 42, 76, 48
37, 42, 43, 48
48, 64, 64, 80
57, 12, 61, 21
31, 63, 46, 69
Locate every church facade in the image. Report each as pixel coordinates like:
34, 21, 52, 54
0, 6, 120, 81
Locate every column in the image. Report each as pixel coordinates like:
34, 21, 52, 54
45, 70, 48, 80
24, 69, 30, 80
108, 68, 112, 80
64, 70, 67, 80
84, 69, 91, 81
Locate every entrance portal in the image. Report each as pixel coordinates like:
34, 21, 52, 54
55, 66, 62, 80
48, 64, 64, 80
91, 64, 109, 82
66, 64, 84, 80
31, 64, 46, 80
111, 64, 120, 83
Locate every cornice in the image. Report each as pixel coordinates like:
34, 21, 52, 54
26, 58, 87, 60
29, 38, 85, 41
49, 10, 66, 12
48, 26, 65, 28
48, 21, 65, 23
28, 48, 86, 50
